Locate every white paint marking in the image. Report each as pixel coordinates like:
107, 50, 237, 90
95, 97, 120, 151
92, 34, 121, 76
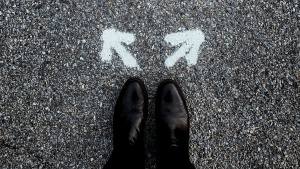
100, 28, 139, 68
164, 29, 205, 67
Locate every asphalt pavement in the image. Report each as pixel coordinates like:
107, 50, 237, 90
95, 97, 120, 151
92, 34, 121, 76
1, 0, 299, 168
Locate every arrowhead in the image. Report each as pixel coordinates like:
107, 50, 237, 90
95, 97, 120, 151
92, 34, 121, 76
164, 29, 205, 67
100, 29, 139, 68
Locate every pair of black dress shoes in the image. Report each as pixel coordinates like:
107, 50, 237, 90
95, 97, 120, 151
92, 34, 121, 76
104, 78, 195, 169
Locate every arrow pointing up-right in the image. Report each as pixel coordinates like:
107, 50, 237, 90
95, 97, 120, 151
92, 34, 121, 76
164, 29, 205, 67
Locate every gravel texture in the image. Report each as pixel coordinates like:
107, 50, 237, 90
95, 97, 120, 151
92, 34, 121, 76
1, 0, 299, 168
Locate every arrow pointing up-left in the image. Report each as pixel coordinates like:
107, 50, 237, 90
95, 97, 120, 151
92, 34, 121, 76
100, 28, 138, 68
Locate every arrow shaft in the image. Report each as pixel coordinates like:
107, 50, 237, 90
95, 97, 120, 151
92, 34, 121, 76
114, 44, 138, 67
185, 44, 199, 65
165, 43, 191, 67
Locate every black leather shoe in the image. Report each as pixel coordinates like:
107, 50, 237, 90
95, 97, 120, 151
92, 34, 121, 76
155, 79, 195, 169
104, 78, 148, 169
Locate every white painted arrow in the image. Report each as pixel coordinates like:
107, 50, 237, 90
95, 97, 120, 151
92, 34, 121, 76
164, 29, 205, 67
100, 28, 139, 68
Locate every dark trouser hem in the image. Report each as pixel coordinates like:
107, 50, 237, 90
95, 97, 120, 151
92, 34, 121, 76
157, 146, 195, 169
103, 147, 145, 169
